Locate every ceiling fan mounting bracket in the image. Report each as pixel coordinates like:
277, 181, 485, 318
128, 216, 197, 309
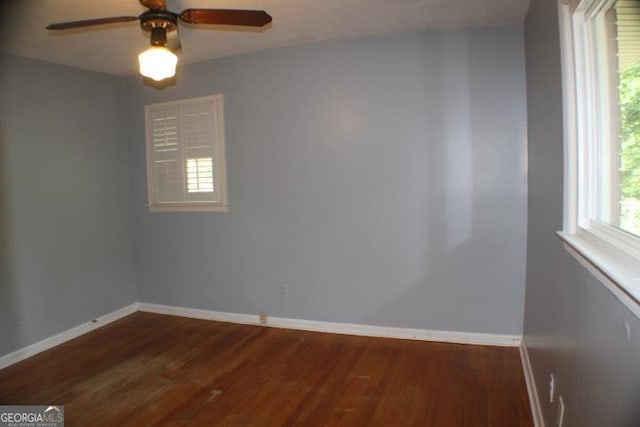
139, 10, 178, 32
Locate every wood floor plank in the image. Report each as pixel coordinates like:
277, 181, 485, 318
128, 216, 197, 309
0, 312, 533, 426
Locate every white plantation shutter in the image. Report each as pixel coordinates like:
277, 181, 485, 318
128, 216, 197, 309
145, 95, 227, 211
616, 0, 640, 71
150, 108, 182, 203
183, 101, 216, 202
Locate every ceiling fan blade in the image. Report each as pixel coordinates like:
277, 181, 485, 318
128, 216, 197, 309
179, 9, 272, 27
46, 16, 139, 30
139, 0, 167, 10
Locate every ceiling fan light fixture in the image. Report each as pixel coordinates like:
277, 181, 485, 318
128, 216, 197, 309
46, 2, 272, 84
138, 46, 177, 81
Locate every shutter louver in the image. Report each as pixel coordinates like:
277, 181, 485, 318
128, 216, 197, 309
151, 109, 183, 203
616, 0, 640, 70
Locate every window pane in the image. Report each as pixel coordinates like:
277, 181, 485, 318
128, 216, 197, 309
616, 0, 640, 236
186, 157, 214, 193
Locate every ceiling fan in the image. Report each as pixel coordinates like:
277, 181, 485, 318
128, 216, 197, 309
46, 0, 272, 81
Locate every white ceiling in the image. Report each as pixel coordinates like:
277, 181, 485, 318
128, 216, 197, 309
0, 0, 531, 76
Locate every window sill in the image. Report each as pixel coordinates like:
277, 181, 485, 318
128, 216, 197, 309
557, 230, 640, 318
148, 203, 228, 213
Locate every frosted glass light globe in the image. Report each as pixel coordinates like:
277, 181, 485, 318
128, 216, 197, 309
138, 47, 177, 81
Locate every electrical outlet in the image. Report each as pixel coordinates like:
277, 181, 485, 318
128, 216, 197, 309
557, 396, 565, 427
279, 285, 290, 297
259, 312, 268, 325
549, 374, 556, 403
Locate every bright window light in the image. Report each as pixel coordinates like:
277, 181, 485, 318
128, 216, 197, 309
186, 157, 214, 193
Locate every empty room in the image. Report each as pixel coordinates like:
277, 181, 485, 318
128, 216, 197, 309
0, 0, 639, 426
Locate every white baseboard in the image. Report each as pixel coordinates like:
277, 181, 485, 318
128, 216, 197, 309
0, 303, 139, 370
138, 302, 521, 347
1, 301, 522, 371
520, 336, 544, 427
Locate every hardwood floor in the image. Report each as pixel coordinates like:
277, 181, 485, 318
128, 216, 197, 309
0, 312, 532, 426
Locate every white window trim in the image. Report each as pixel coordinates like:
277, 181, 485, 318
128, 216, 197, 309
145, 94, 228, 213
557, 0, 640, 316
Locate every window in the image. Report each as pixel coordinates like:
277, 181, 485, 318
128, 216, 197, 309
145, 95, 227, 212
558, 0, 640, 312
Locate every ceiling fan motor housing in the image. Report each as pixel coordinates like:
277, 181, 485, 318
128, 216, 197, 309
139, 10, 178, 33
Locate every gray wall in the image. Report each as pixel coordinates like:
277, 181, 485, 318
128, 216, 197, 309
126, 27, 528, 335
0, 55, 138, 355
523, 1, 640, 426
